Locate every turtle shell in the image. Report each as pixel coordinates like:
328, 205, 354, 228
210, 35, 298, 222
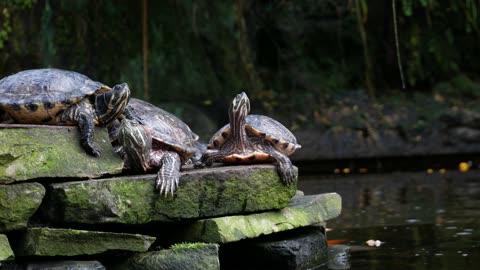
0, 68, 109, 124
208, 114, 301, 156
127, 98, 198, 162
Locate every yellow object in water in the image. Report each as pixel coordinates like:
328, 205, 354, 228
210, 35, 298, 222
459, 162, 469, 172
427, 168, 434, 174
439, 168, 446, 174
359, 168, 368, 174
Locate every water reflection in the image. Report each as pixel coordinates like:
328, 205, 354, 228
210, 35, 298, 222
298, 171, 480, 270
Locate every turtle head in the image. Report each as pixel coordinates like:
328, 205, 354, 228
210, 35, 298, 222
228, 92, 250, 125
95, 83, 131, 125
119, 119, 152, 172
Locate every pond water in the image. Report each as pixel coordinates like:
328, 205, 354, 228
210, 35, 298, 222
298, 170, 480, 270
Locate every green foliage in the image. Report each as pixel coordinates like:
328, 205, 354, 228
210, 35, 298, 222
0, 0, 479, 128
401, 0, 413, 16
0, 8, 11, 49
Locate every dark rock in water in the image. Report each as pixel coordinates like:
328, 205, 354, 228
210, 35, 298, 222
45, 164, 297, 225
328, 245, 351, 270
0, 183, 45, 232
220, 226, 328, 270
1, 261, 106, 270
0, 124, 123, 184
110, 243, 219, 270
11, 228, 155, 257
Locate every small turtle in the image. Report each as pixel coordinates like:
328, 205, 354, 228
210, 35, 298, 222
200, 92, 301, 184
113, 98, 199, 195
0, 68, 132, 157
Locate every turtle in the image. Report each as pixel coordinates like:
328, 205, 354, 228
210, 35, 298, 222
111, 98, 199, 195
0, 68, 133, 157
199, 92, 301, 184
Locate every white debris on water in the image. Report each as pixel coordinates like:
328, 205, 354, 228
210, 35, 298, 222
366, 239, 383, 247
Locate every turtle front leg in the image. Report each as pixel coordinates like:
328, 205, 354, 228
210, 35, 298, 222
263, 145, 297, 185
78, 113, 101, 157
157, 151, 182, 196
62, 98, 100, 157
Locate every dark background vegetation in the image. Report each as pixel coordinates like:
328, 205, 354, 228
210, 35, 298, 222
1, 0, 479, 135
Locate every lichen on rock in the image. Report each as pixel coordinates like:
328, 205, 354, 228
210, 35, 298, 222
175, 193, 342, 243
46, 164, 297, 225
11, 228, 156, 257
0, 124, 123, 184
0, 234, 14, 261
0, 182, 45, 232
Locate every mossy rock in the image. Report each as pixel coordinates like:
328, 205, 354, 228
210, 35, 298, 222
46, 164, 297, 225
0, 124, 123, 184
11, 228, 156, 257
174, 193, 341, 243
0, 182, 45, 232
0, 234, 14, 261
111, 243, 220, 270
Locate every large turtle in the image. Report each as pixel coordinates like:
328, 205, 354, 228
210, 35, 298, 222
0, 68, 132, 157
199, 92, 301, 184
112, 98, 199, 195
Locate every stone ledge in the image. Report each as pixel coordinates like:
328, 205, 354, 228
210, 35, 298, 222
111, 243, 220, 270
11, 228, 156, 257
45, 164, 297, 225
0, 124, 123, 184
174, 193, 341, 243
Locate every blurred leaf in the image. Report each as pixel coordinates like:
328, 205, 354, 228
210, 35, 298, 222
401, 0, 413, 16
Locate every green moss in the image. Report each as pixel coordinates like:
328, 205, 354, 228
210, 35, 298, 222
113, 243, 220, 270
0, 234, 14, 261
13, 228, 156, 256
47, 165, 297, 225
0, 126, 123, 183
0, 183, 45, 232
170, 242, 211, 252
176, 193, 342, 243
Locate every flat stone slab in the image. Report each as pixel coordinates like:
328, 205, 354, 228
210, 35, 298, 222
0, 124, 123, 184
6, 260, 106, 270
46, 164, 297, 224
11, 228, 155, 257
0, 234, 14, 261
175, 193, 341, 243
0, 182, 45, 232
112, 243, 220, 270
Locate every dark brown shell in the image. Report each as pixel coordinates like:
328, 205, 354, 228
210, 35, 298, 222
127, 98, 198, 161
0, 68, 108, 123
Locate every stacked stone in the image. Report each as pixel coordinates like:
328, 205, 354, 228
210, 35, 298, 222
0, 124, 341, 270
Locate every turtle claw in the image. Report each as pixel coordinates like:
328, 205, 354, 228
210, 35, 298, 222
83, 141, 101, 157
156, 174, 179, 197
156, 152, 181, 196
277, 161, 297, 185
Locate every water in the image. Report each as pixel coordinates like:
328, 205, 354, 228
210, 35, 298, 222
298, 170, 480, 270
